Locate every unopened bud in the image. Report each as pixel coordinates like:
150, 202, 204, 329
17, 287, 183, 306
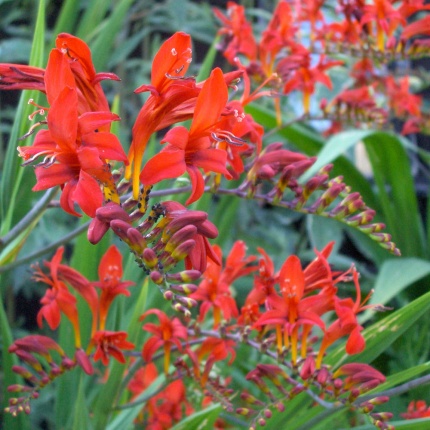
126, 228, 147, 254
258, 418, 266, 426
142, 248, 158, 269
174, 295, 198, 309
169, 283, 199, 294
166, 270, 202, 283
150, 270, 163, 285
163, 290, 174, 301
170, 239, 196, 262
264, 409, 272, 419
164, 225, 197, 254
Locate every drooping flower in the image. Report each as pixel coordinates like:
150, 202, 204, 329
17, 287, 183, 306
316, 269, 374, 368
32, 247, 83, 348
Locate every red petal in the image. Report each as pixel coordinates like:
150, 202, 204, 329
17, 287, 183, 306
82, 132, 128, 162
33, 163, 76, 190
151, 32, 192, 92
74, 170, 103, 217
190, 68, 228, 136
162, 126, 189, 150
44, 49, 75, 105
140, 149, 186, 185
47, 86, 78, 152
78, 111, 120, 135
185, 165, 205, 205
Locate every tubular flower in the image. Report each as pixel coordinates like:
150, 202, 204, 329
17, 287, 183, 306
140, 309, 188, 374
91, 330, 134, 366
213, 1, 257, 64
17, 38, 127, 217
92, 245, 135, 331
32, 247, 82, 348
254, 255, 325, 363
191, 241, 257, 328
401, 401, 430, 419
140, 67, 231, 205
196, 337, 237, 386
316, 268, 374, 368
126, 32, 198, 198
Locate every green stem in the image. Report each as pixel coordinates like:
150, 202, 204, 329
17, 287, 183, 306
0, 187, 58, 250
0, 220, 90, 273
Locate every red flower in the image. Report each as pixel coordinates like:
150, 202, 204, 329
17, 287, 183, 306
191, 241, 256, 328
401, 400, 430, 419
140, 67, 230, 205
33, 247, 82, 347
17, 37, 127, 217
316, 268, 374, 368
126, 32, 199, 198
92, 245, 134, 330
195, 337, 237, 386
254, 255, 325, 363
213, 2, 257, 64
0, 64, 45, 91
141, 309, 188, 374
92, 330, 134, 366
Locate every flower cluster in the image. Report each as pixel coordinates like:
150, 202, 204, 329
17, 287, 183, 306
3, 1, 428, 428
214, 0, 430, 134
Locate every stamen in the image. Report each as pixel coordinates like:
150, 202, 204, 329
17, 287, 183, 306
211, 131, 247, 146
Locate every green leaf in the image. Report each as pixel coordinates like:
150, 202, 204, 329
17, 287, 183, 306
105, 372, 166, 430
170, 404, 223, 430
363, 133, 424, 258
349, 418, 430, 430
72, 375, 94, 430
88, 0, 136, 70
300, 129, 374, 180
327, 289, 430, 368
368, 258, 430, 310
0, 0, 46, 231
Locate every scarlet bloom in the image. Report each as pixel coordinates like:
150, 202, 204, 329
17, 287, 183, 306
140, 67, 231, 205
0, 64, 45, 91
191, 241, 257, 328
92, 330, 134, 366
33, 247, 83, 348
92, 245, 134, 330
213, 1, 257, 64
127, 32, 198, 198
316, 269, 374, 368
16, 36, 127, 217
140, 309, 188, 374
195, 337, 237, 386
401, 400, 430, 419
